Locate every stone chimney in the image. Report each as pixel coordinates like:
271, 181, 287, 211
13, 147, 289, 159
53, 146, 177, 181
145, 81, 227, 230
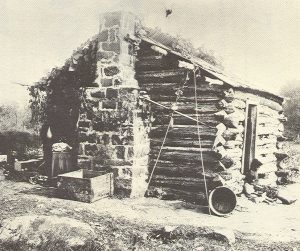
97, 11, 140, 88
78, 12, 150, 198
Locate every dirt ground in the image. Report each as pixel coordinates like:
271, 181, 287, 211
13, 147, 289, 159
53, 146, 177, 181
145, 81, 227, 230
0, 179, 300, 250
1, 142, 300, 250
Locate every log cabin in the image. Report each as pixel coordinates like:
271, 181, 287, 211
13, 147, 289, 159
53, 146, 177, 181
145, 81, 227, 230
31, 12, 286, 203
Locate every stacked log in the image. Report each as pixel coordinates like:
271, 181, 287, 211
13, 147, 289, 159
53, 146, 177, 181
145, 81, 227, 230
212, 88, 246, 193
136, 41, 286, 201
234, 91, 286, 186
212, 87, 286, 189
256, 105, 285, 172
136, 42, 228, 202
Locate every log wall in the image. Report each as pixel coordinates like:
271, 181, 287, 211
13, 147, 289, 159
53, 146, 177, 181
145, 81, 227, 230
136, 42, 227, 202
234, 90, 285, 185
136, 41, 286, 202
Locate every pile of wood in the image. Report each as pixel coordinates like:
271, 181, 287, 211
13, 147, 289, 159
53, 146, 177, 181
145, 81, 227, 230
243, 182, 297, 205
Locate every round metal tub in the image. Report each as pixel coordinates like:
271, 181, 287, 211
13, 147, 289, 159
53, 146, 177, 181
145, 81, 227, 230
209, 186, 237, 216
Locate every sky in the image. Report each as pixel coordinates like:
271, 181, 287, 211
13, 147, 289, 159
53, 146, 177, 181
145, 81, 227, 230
0, 0, 300, 105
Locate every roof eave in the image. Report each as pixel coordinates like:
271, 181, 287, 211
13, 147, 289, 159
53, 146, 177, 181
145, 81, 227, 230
139, 36, 284, 103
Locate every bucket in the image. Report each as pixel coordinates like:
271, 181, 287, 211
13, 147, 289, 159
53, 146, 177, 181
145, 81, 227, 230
209, 186, 236, 216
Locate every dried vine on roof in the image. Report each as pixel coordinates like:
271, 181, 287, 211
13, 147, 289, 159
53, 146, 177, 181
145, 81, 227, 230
141, 26, 223, 68
28, 37, 99, 128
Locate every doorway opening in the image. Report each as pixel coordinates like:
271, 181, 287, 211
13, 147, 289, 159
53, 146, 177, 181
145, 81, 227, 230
242, 102, 258, 175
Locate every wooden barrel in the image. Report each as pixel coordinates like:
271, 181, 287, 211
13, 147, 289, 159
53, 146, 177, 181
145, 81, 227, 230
209, 186, 236, 216
51, 152, 72, 178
